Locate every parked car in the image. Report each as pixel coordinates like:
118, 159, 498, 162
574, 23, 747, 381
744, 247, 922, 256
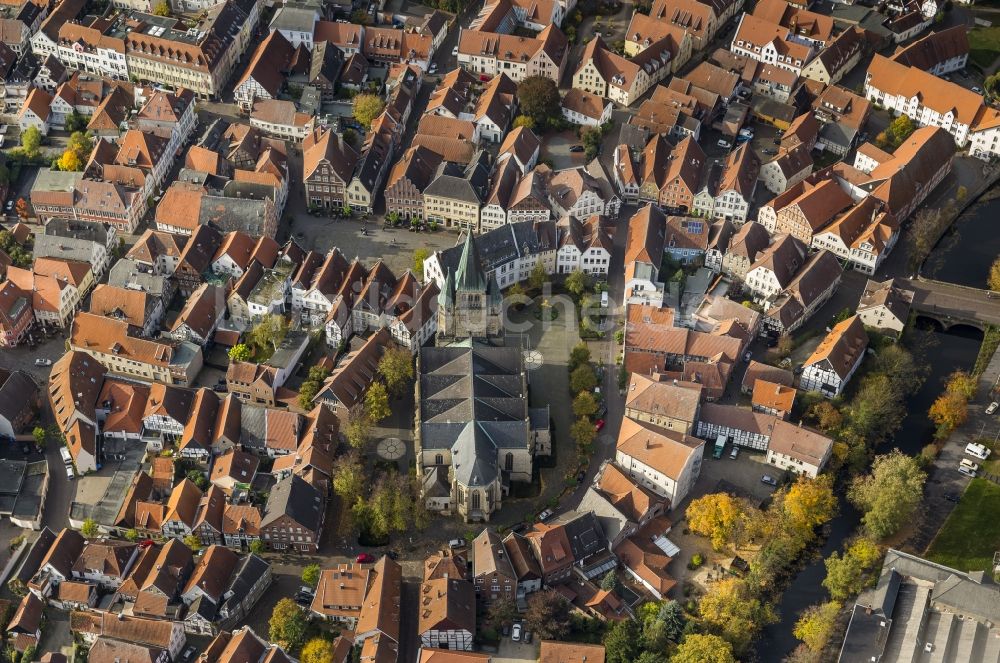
180, 646, 197, 663
987, 401, 998, 414
34, 358, 52, 366
576, 470, 586, 482
429, 63, 438, 73
729, 446, 739, 459
448, 538, 465, 549
944, 493, 960, 503
973, 86, 983, 94
761, 475, 778, 486
569, 144, 585, 153
502, 624, 511, 637
512, 623, 523, 642
356, 552, 375, 563
763, 148, 777, 156
523, 630, 533, 644
538, 508, 554, 522
452, 46, 459, 57
594, 418, 605, 431
511, 522, 528, 534
716, 138, 732, 149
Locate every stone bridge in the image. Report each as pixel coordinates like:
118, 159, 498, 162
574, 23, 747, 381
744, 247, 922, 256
900, 277, 1000, 331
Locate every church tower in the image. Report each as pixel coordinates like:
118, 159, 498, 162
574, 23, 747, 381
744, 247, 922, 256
436, 233, 503, 343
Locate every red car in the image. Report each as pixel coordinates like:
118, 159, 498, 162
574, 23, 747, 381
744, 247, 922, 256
356, 553, 375, 564
594, 419, 605, 431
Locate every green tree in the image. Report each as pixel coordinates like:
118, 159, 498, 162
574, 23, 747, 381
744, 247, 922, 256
565, 269, 591, 298
153, 0, 170, 15
249, 314, 289, 352
378, 346, 414, 397
525, 591, 572, 640
670, 634, 735, 663
124, 529, 139, 542
31, 426, 46, 449
655, 600, 686, 644
604, 618, 641, 663
353, 94, 386, 129
249, 539, 266, 555
297, 366, 330, 410
527, 259, 547, 290
413, 248, 431, 280
302, 564, 321, 588
183, 535, 201, 552
269, 597, 309, 650
487, 597, 519, 626
517, 76, 561, 125
300, 639, 334, 663
81, 518, 99, 538
20, 126, 41, 158
573, 390, 599, 418
345, 406, 373, 448
823, 537, 882, 600
848, 450, 926, 540
186, 469, 208, 490
365, 381, 391, 423
600, 569, 617, 591
228, 343, 251, 362
570, 364, 598, 394
332, 452, 365, 506
64, 110, 87, 133
570, 416, 596, 450
569, 342, 591, 371
794, 601, 842, 653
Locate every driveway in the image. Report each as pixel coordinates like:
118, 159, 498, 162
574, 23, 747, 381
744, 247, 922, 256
494, 638, 539, 662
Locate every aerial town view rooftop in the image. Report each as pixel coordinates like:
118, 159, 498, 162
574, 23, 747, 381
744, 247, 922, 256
0, 0, 997, 660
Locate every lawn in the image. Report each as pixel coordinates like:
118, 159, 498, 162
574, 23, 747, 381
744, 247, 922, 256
968, 27, 1000, 70
926, 478, 1000, 572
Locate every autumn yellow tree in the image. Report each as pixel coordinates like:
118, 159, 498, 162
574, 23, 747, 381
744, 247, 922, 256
945, 371, 976, 400
57, 131, 93, 172
988, 256, 1000, 291
353, 94, 385, 129
670, 634, 735, 663
698, 577, 776, 653
794, 601, 842, 652
686, 493, 748, 551
300, 639, 334, 663
929, 391, 969, 437
809, 400, 843, 432
782, 476, 837, 534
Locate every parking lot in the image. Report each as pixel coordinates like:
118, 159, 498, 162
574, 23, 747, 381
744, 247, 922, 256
685, 445, 782, 509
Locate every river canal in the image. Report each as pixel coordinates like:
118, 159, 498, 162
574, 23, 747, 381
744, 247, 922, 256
755, 324, 983, 660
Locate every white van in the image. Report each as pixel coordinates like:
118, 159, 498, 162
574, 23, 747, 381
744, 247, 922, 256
65, 464, 75, 480
959, 458, 979, 477
59, 447, 72, 465
965, 442, 991, 460
600, 291, 609, 308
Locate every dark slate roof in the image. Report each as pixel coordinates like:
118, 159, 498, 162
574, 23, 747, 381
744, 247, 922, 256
219, 554, 269, 617
556, 511, 606, 562
44, 218, 110, 245
12, 527, 56, 588
262, 475, 324, 531
0, 370, 36, 426
200, 193, 270, 235
238, 405, 267, 451
434, 220, 558, 281
424, 151, 490, 204
418, 345, 530, 488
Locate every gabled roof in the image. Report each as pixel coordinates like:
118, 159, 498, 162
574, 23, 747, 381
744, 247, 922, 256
804, 314, 867, 379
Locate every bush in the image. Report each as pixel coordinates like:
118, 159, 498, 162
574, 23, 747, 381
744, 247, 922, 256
687, 553, 704, 570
